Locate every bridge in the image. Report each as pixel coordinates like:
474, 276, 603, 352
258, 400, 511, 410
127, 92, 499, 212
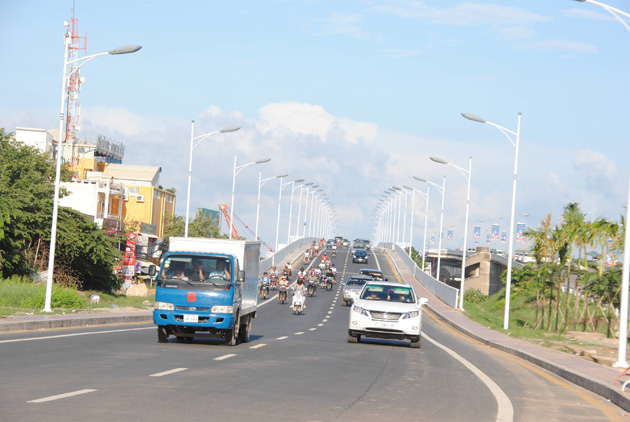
424, 246, 523, 295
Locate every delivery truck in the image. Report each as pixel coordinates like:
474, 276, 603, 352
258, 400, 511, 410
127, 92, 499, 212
153, 237, 259, 346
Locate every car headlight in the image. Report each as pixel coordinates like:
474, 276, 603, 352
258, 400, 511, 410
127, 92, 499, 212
154, 302, 174, 311
211, 305, 234, 313
352, 305, 370, 317
402, 310, 420, 319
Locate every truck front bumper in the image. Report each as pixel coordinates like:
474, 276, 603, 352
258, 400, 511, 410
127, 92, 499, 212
153, 309, 235, 330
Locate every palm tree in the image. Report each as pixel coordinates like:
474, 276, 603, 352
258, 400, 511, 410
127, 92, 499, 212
560, 202, 585, 332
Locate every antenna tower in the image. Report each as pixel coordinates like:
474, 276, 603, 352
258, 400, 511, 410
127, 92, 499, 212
65, 15, 86, 143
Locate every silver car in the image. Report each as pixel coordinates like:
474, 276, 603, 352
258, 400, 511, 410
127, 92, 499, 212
342, 275, 372, 306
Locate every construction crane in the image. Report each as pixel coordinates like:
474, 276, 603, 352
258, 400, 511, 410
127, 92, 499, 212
218, 204, 274, 252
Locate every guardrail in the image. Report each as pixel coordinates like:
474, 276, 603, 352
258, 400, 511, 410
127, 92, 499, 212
260, 237, 318, 270
380, 242, 459, 308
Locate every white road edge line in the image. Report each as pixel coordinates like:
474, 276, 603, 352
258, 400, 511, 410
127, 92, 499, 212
423, 333, 513, 422
214, 354, 237, 361
150, 368, 188, 377
0, 327, 154, 344
28, 389, 97, 403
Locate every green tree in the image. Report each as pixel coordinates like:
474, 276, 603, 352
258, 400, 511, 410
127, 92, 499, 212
162, 212, 226, 247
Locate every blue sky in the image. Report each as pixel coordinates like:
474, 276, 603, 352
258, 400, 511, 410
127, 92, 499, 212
2, 0, 630, 252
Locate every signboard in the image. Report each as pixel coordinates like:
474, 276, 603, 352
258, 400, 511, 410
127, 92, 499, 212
102, 218, 119, 236
122, 233, 137, 277
430, 235, 436, 245
473, 226, 480, 240
140, 222, 156, 235
516, 222, 525, 243
486, 234, 491, 244
197, 208, 220, 226
491, 224, 500, 240
447, 230, 453, 241
500, 231, 507, 243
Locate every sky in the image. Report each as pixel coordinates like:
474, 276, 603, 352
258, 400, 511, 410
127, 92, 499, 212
2, 0, 630, 254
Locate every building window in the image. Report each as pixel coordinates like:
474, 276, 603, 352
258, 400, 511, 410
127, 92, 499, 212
156, 190, 162, 199
127, 186, 139, 195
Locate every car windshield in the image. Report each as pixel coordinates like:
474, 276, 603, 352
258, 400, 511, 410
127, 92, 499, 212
347, 278, 368, 286
360, 285, 415, 303
160, 254, 232, 288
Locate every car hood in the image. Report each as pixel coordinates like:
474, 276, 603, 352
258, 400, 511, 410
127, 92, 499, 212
353, 299, 420, 312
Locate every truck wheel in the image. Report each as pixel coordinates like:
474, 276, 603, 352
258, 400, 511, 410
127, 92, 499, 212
410, 336, 422, 349
157, 326, 169, 343
226, 314, 240, 346
238, 315, 251, 343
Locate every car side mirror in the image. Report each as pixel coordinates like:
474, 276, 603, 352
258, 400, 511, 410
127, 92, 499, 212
237, 270, 245, 283
148, 265, 156, 276
419, 298, 428, 306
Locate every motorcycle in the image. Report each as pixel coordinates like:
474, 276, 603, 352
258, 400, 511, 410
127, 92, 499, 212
319, 275, 326, 288
326, 276, 334, 291
259, 282, 269, 299
307, 280, 317, 297
284, 265, 292, 277
270, 275, 278, 290
278, 286, 288, 304
304, 254, 310, 264
319, 262, 326, 271
332, 249, 336, 258
291, 289, 305, 315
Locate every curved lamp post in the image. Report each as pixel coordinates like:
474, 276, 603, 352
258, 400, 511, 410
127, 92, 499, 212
286, 179, 305, 243
229, 157, 270, 239
255, 172, 287, 242
185, 122, 240, 237
403, 185, 429, 273
462, 112, 521, 330
44, 25, 141, 313
574, 0, 630, 368
431, 156, 472, 310
295, 182, 312, 240
415, 176, 446, 282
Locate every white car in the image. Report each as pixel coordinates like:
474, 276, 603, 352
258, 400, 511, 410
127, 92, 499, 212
348, 281, 428, 348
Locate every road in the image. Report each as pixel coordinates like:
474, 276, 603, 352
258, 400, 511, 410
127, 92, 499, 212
0, 247, 626, 421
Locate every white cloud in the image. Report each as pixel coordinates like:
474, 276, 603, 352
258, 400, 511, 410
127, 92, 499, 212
573, 150, 621, 195
516, 39, 598, 54
563, 7, 617, 22
374, 1, 551, 26
323, 12, 372, 40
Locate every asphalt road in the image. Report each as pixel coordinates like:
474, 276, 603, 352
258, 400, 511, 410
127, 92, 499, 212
0, 247, 626, 422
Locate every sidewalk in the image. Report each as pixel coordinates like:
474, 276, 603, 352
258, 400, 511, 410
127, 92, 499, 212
383, 247, 630, 413
0, 245, 310, 334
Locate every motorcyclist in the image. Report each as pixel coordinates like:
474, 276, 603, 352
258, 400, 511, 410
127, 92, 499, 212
292, 278, 307, 309
285, 262, 293, 276
269, 266, 279, 279
307, 269, 319, 285
325, 267, 336, 286
297, 267, 307, 280
259, 272, 270, 295
278, 274, 290, 302
330, 264, 337, 280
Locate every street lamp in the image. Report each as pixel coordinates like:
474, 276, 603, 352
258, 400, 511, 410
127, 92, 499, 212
403, 185, 429, 271
185, 121, 240, 237
44, 24, 141, 313
462, 112, 521, 330
431, 156, 472, 310
286, 179, 305, 244
275, 176, 294, 253
302, 185, 319, 237
255, 172, 287, 242
574, 0, 630, 368
415, 176, 446, 282
295, 182, 312, 240
229, 157, 270, 239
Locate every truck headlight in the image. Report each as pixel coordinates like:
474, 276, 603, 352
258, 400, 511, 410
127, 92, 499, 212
402, 310, 419, 319
154, 302, 174, 311
211, 305, 234, 313
352, 305, 370, 317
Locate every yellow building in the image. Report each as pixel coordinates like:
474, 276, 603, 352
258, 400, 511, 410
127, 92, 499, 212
100, 164, 175, 238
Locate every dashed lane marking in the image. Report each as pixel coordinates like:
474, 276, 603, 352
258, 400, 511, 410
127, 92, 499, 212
309, 328, 317, 331
214, 354, 237, 361
150, 368, 188, 377
250, 344, 266, 349
28, 389, 97, 403
295, 332, 304, 335
318, 323, 324, 327
276, 336, 289, 340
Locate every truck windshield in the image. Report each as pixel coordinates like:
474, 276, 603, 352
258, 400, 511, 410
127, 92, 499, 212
159, 254, 232, 288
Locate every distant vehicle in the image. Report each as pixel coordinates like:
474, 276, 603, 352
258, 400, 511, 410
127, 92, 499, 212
359, 269, 387, 281
342, 239, 350, 247
348, 281, 428, 348
342, 275, 372, 306
352, 249, 369, 264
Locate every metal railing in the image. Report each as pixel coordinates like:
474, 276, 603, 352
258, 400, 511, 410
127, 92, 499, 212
380, 242, 459, 308
260, 237, 317, 271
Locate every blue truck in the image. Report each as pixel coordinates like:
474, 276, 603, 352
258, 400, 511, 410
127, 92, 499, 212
153, 237, 259, 346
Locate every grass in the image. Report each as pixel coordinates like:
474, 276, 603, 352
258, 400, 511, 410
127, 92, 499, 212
0, 278, 154, 316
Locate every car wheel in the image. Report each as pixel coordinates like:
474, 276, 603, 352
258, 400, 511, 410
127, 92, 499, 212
347, 332, 359, 343
410, 336, 421, 349
342, 300, 347, 306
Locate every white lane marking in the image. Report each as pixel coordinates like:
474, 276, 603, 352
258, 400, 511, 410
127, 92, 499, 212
371, 248, 382, 271
309, 328, 317, 331
276, 336, 289, 340
328, 311, 333, 314
322, 319, 328, 322
318, 323, 324, 327
0, 327, 154, 344
294, 332, 304, 335
150, 368, 188, 377
424, 333, 513, 422
214, 354, 237, 361
28, 389, 97, 403
250, 344, 266, 349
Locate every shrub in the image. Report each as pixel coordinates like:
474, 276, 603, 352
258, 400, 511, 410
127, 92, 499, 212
464, 289, 488, 304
